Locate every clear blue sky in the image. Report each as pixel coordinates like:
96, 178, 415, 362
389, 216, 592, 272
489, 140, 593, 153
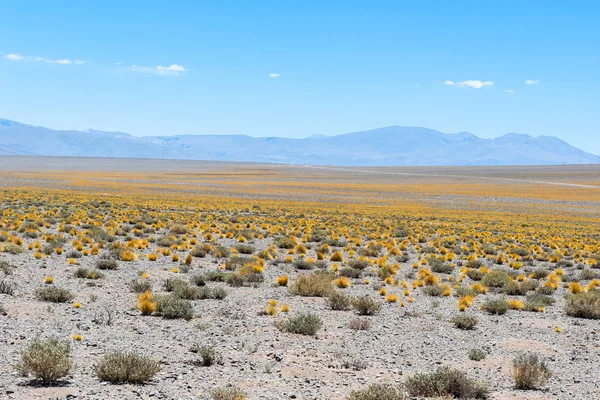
1, 0, 599, 154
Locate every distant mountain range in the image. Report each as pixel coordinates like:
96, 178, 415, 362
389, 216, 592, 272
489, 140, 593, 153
0, 118, 597, 166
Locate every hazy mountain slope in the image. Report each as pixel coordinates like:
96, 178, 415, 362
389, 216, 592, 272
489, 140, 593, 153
0, 119, 597, 166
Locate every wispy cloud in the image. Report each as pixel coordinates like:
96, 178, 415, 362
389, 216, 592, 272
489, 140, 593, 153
129, 64, 187, 76
5, 53, 23, 61
157, 64, 186, 72
269, 73, 280, 78
525, 79, 540, 85
445, 80, 494, 89
5, 53, 82, 65
505, 89, 516, 94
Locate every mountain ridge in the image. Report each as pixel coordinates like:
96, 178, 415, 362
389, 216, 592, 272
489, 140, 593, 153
0, 118, 597, 166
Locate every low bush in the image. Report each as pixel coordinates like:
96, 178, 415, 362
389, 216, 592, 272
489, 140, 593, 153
353, 296, 382, 316
326, 291, 353, 311
96, 351, 160, 384
481, 270, 511, 288
290, 273, 333, 297
565, 291, 600, 319
15, 337, 72, 384
95, 259, 118, 270
348, 383, 406, 400
191, 345, 222, 367
129, 279, 152, 293
234, 244, 255, 254
211, 387, 247, 400
469, 348, 487, 361
0, 279, 16, 295
451, 314, 478, 330
349, 318, 372, 331
405, 366, 489, 399
511, 353, 551, 389
35, 286, 75, 303
276, 313, 323, 336
480, 298, 509, 315
155, 295, 194, 320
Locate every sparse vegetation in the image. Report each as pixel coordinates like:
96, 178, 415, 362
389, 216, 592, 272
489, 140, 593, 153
96, 352, 160, 384
511, 353, 552, 389
15, 337, 72, 384
276, 313, 323, 335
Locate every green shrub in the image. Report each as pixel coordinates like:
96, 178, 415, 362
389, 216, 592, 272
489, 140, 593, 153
565, 291, 600, 319
293, 259, 316, 270
326, 291, 353, 311
511, 353, 551, 389
481, 270, 511, 288
468, 348, 487, 361
352, 296, 382, 316
348, 383, 406, 400
466, 269, 484, 281
35, 286, 75, 303
155, 295, 194, 320
0, 243, 24, 254
422, 285, 444, 296
96, 351, 160, 384
15, 337, 72, 384
348, 259, 370, 270
451, 314, 478, 330
211, 246, 231, 258
405, 366, 489, 399
276, 313, 323, 336
96, 258, 118, 271
525, 293, 556, 311
481, 298, 509, 315
129, 279, 152, 293
274, 236, 296, 249
0, 279, 16, 295
224, 256, 253, 271
234, 244, 255, 254
190, 345, 222, 367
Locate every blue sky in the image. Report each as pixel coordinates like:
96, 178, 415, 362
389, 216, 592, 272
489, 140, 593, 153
1, 0, 599, 154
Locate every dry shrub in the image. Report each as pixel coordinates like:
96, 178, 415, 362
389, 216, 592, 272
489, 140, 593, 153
326, 291, 353, 311
15, 337, 72, 384
511, 353, 552, 389
349, 318, 372, 331
451, 314, 478, 330
352, 296, 381, 316
276, 313, 323, 336
565, 291, 600, 319
35, 286, 75, 303
211, 387, 247, 400
405, 366, 489, 399
348, 383, 406, 400
96, 351, 160, 384
290, 273, 333, 297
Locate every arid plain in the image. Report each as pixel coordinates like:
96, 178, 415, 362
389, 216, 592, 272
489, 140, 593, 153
0, 156, 599, 400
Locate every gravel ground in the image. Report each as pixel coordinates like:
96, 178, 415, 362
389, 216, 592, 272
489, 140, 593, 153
1, 235, 599, 400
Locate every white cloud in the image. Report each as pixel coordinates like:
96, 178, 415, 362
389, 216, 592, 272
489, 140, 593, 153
5, 53, 82, 65
157, 64, 186, 72
525, 79, 540, 85
505, 89, 516, 94
128, 64, 186, 76
6, 53, 23, 60
269, 73, 280, 78
444, 80, 494, 89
